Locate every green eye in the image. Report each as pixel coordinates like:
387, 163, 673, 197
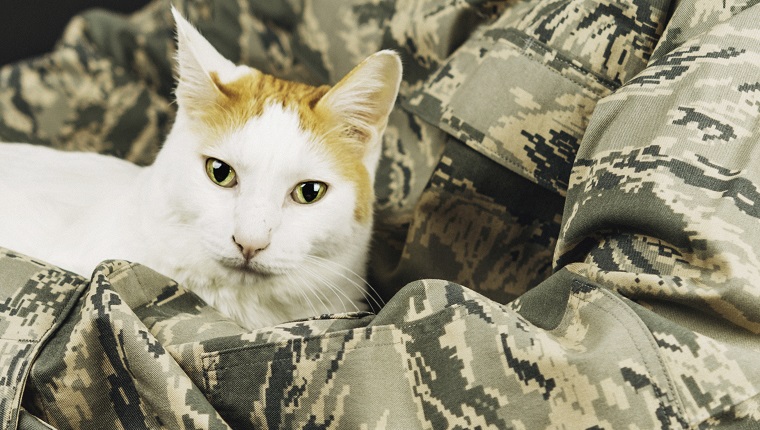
205, 158, 237, 188
292, 181, 327, 204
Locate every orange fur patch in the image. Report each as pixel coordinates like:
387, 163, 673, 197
202, 71, 373, 223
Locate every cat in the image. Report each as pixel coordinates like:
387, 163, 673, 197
0, 8, 401, 330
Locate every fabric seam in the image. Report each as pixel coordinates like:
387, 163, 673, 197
202, 303, 468, 373
569, 280, 688, 425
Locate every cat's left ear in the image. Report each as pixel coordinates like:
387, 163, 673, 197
316, 51, 402, 153
171, 7, 250, 113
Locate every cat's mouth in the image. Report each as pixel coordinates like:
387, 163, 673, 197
219, 257, 282, 277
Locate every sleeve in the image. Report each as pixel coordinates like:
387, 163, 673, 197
554, 2, 760, 426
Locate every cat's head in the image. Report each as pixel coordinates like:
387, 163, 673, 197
157, 8, 401, 282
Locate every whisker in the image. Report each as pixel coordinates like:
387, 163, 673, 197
287, 271, 318, 318
307, 255, 385, 305
300, 265, 351, 313
308, 255, 382, 313
305, 255, 385, 311
297, 270, 332, 315
304, 264, 362, 313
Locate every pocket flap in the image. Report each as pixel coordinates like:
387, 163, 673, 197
402, 27, 618, 195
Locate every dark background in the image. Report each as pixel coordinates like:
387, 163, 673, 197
0, 1, 151, 66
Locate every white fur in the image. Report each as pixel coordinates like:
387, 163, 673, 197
0, 9, 401, 329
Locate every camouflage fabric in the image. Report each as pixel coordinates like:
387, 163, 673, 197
2, 0, 760, 428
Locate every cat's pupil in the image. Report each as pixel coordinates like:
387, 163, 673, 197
212, 160, 230, 182
301, 182, 321, 202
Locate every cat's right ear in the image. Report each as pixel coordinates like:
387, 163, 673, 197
171, 7, 248, 113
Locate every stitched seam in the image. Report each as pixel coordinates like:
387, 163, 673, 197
493, 35, 604, 194
454, 133, 552, 186
213, 341, 404, 372
203, 304, 469, 371
440, 125, 568, 197
201, 302, 466, 359
486, 28, 619, 93
5, 269, 84, 430
570, 281, 687, 424
408, 31, 611, 195
515, 40, 609, 95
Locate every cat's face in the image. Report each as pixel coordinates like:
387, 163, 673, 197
159, 8, 401, 279
178, 102, 365, 277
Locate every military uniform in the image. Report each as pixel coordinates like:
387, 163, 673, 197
1, 0, 759, 428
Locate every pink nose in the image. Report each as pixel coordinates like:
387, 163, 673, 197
232, 235, 270, 260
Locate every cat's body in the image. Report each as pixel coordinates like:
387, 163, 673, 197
0, 9, 401, 329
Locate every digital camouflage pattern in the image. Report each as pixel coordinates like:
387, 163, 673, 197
1, 0, 760, 428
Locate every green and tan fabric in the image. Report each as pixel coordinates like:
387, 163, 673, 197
1, 0, 759, 428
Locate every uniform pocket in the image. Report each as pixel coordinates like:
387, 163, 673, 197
402, 27, 618, 195
197, 284, 467, 429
